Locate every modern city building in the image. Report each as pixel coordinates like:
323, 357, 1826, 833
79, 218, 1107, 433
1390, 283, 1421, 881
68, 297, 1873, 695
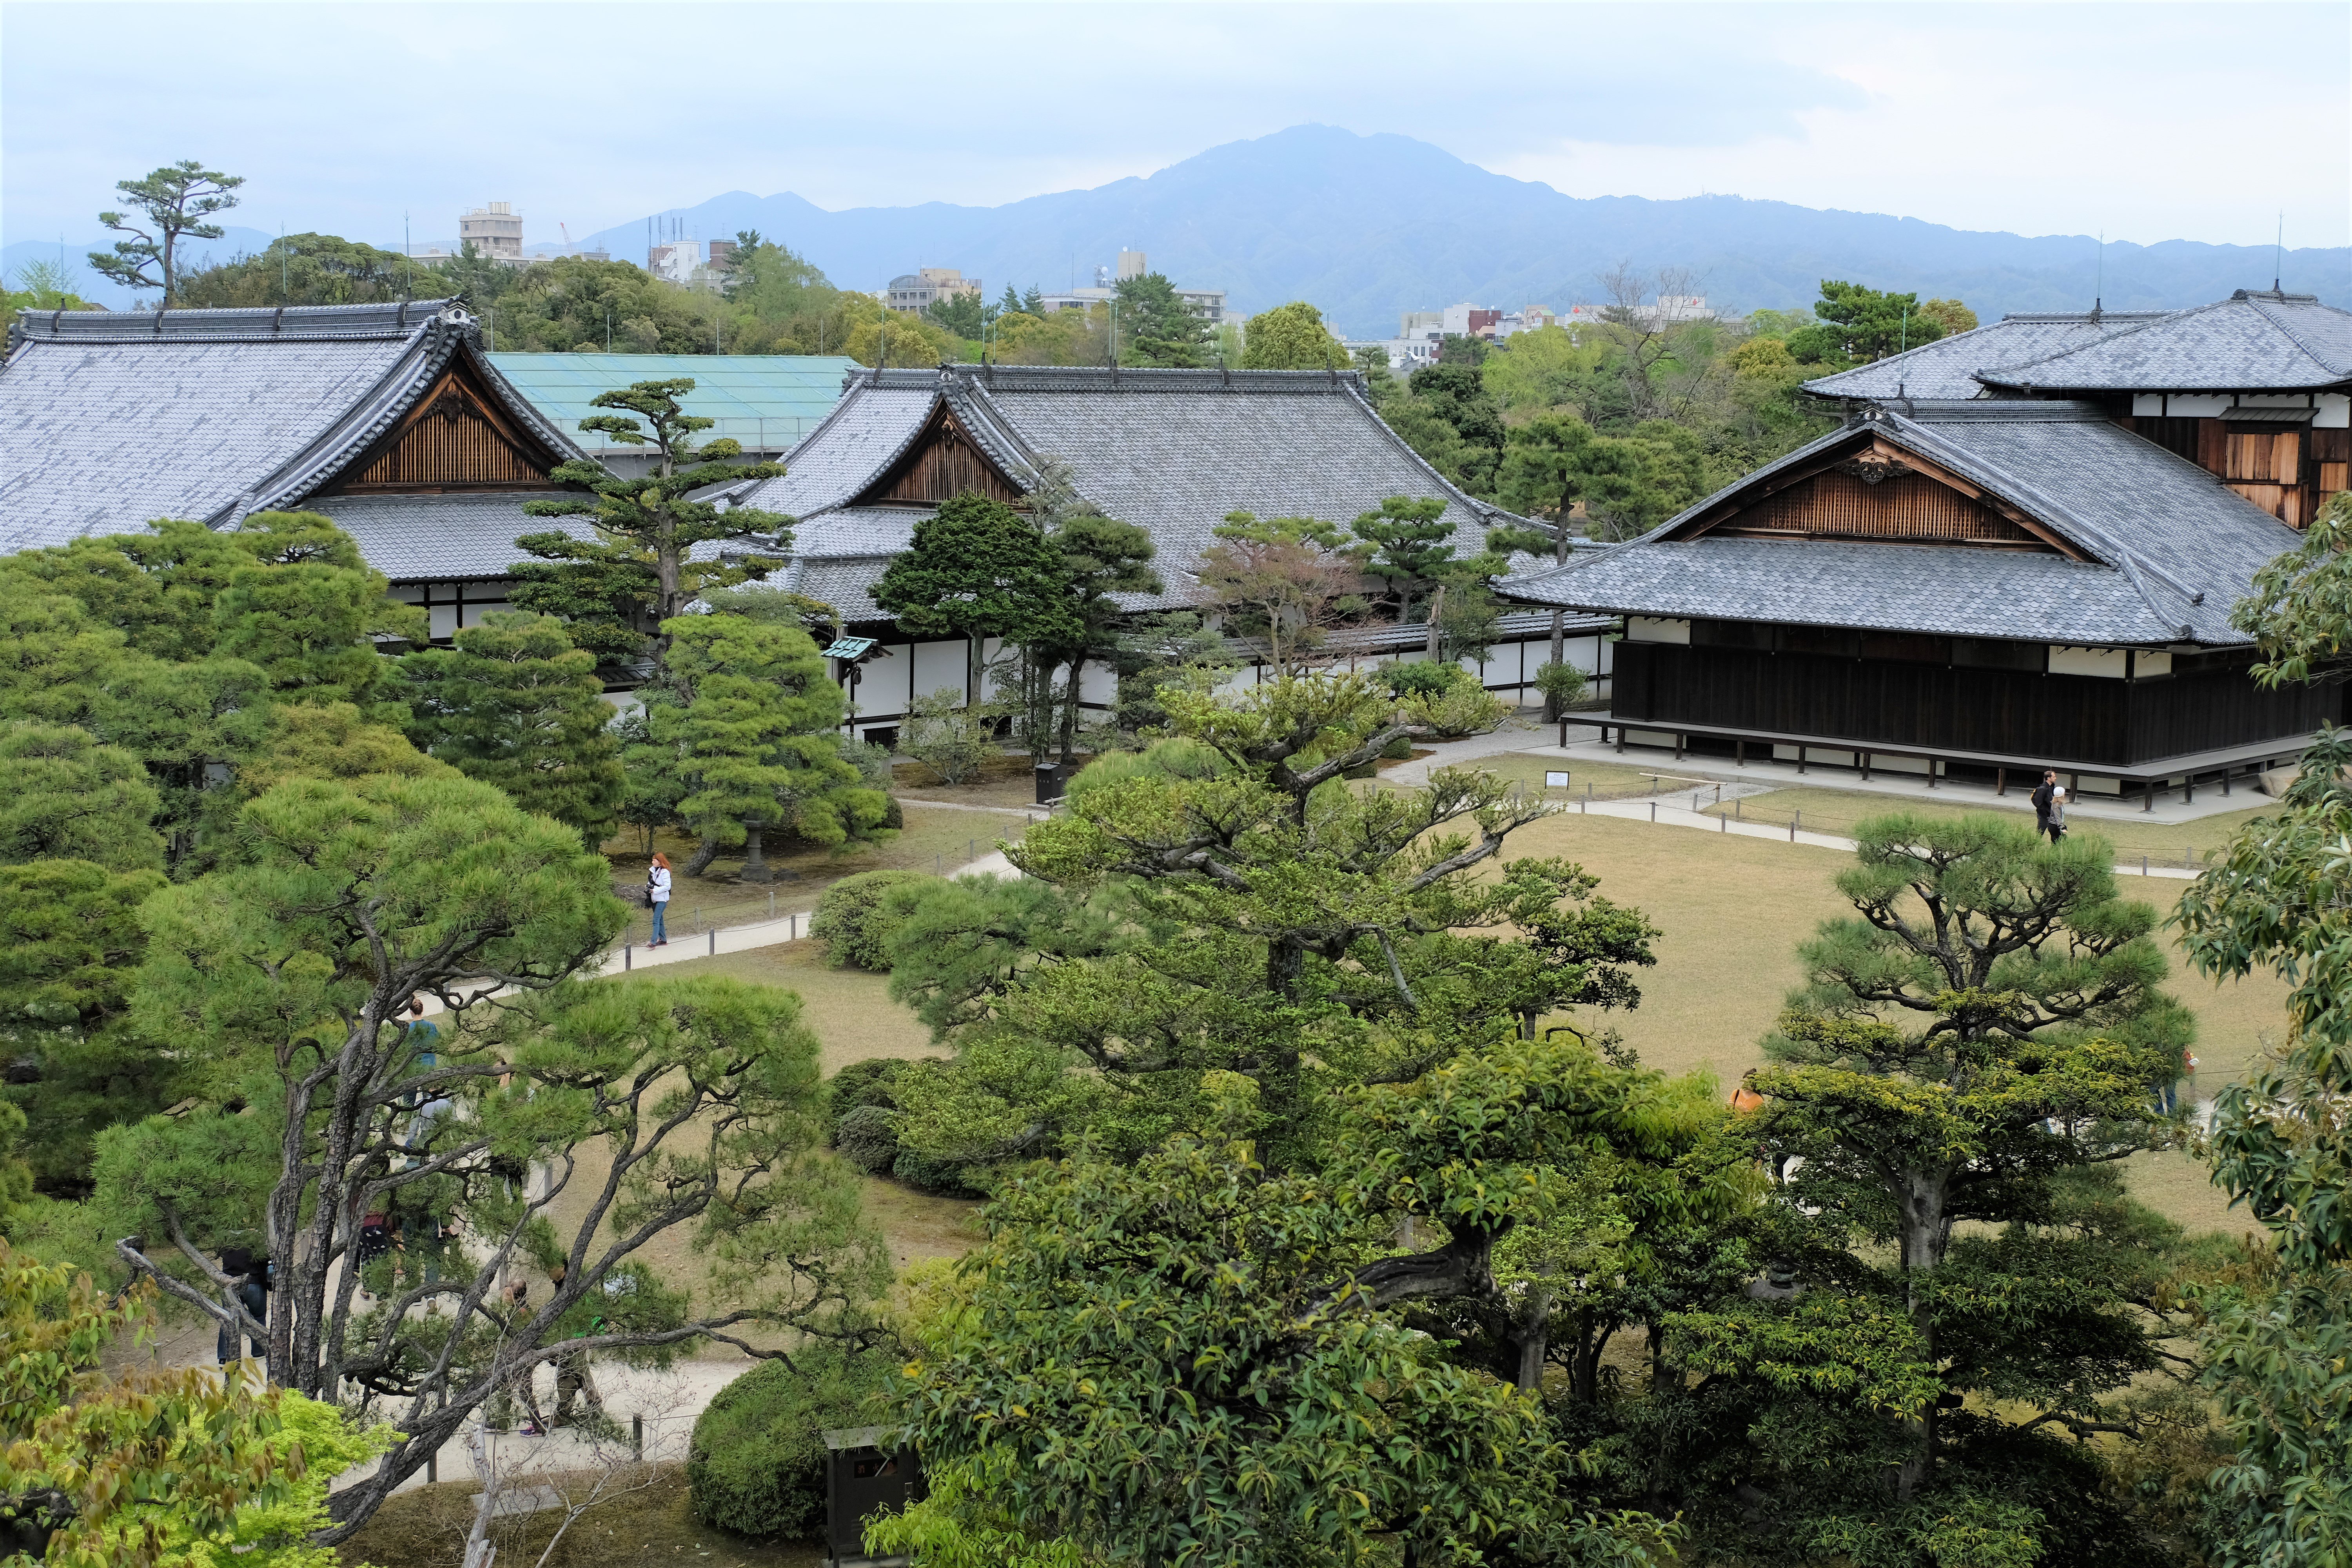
457, 201, 525, 262
886, 269, 982, 314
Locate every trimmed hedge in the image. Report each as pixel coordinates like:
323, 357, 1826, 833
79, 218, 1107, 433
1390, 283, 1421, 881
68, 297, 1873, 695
835, 1103, 903, 1174
811, 869, 938, 971
892, 1145, 981, 1197
1384, 660, 1468, 699
686, 1343, 892, 1538
825, 1057, 907, 1142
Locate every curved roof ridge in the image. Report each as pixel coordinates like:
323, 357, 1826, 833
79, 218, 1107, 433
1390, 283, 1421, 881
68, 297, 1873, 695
1972, 301, 2205, 381
13, 298, 460, 345
939, 370, 1046, 486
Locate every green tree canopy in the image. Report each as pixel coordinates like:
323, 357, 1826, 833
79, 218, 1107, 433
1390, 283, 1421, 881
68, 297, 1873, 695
1112, 271, 1207, 367
644, 612, 884, 877
401, 610, 624, 849
1791, 280, 1950, 365
87, 160, 243, 304
514, 379, 793, 666
175, 232, 418, 307
1239, 300, 1348, 370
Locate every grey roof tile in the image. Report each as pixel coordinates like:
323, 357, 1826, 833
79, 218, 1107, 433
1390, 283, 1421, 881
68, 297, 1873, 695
0, 300, 586, 560
1801, 312, 2164, 401
741, 365, 1530, 619
305, 492, 601, 581
1975, 291, 2352, 392
1501, 400, 2302, 646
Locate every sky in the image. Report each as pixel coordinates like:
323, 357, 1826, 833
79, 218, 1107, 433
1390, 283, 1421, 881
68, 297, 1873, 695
3, 1, 2347, 256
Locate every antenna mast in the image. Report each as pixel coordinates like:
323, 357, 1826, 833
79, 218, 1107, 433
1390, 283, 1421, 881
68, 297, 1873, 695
2274, 212, 2284, 292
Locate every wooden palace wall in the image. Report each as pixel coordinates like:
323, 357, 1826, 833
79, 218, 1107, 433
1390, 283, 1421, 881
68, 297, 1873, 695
1610, 642, 2337, 767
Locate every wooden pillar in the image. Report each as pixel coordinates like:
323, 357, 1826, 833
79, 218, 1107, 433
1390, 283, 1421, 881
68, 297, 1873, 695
1797, 746, 1807, 775
1996, 766, 2007, 796
1675, 733, 1684, 761
1615, 726, 1625, 755
2185, 771, 2196, 804
2223, 766, 2232, 797
1735, 739, 1746, 767
2143, 780, 2154, 813
1861, 751, 1872, 781
1928, 757, 1938, 789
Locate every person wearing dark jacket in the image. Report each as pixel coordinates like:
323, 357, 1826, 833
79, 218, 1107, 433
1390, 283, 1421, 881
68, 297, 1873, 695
2030, 770, 2062, 843
216, 1247, 269, 1364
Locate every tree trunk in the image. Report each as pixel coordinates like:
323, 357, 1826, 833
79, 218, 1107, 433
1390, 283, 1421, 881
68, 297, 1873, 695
1423, 584, 1445, 662
1267, 938, 1306, 1003
1058, 658, 1079, 765
1514, 1287, 1552, 1394
1896, 1170, 1949, 1501
738, 820, 772, 882
684, 835, 722, 877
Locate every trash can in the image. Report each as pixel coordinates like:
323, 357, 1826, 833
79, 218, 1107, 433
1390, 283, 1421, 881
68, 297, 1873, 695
822, 1425, 926, 1567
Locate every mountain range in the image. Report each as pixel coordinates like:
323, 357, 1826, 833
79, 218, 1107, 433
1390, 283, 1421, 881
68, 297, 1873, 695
12, 127, 2345, 334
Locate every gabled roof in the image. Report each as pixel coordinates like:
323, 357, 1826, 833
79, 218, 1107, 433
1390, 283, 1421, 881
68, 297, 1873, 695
738, 365, 1529, 623
487, 352, 860, 453
1801, 311, 2165, 401
1973, 290, 2352, 393
1499, 401, 2304, 647
0, 299, 585, 555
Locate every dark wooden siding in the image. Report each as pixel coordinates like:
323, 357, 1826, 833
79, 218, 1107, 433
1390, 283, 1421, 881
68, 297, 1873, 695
336, 365, 557, 492
1720, 468, 2041, 546
869, 414, 1022, 506
1612, 642, 2335, 766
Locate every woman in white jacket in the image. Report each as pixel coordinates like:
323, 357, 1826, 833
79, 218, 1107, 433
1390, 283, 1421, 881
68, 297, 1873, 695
647, 852, 673, 946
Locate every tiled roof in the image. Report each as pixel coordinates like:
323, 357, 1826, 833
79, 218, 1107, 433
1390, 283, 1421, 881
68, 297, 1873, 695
1499, 401, 2303, 647
0, 299, 586, 561
1974, 291, 2352, 392
486, 352, 860, 452
305, 492, 602, 582
1801, 312, 2165, 401
738, 365, 1532, 621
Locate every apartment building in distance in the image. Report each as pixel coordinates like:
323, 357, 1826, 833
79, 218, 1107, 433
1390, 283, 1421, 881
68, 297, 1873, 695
1038, 251, 1227, 328
887, 269, 983, 314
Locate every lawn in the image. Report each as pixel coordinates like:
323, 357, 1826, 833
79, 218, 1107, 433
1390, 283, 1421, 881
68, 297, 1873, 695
1686, 781, 2276, 868
1502, 809, 2289, 1238
601, 806, 1026, 944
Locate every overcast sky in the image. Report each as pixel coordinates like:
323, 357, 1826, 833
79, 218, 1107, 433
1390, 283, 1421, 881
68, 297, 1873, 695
4, 1, 2346, 253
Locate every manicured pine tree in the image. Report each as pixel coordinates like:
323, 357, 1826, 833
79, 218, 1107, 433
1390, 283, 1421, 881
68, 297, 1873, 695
514, 379, 793, 668
401, 611, 624, 850
649, 613, 887, 878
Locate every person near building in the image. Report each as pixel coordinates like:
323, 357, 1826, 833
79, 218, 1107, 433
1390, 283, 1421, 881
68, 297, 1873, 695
2030, 770, 2062, 843
647, 853, 672, 946
2047, 785, 2069, 841
487, 1274, 544, 1434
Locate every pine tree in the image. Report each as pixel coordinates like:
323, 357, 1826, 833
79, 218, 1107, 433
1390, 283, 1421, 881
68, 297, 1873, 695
515, 379, 795, 668
401, 612, 625, 849
648, 613, 886, 878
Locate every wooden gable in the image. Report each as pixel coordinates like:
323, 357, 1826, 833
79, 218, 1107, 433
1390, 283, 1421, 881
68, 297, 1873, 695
855, 403, 1024, 508
1668, 434, 2080, 557
326, 354, 563, 494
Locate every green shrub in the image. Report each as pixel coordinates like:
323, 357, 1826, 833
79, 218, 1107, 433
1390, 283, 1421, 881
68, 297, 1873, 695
835, 1103, 903, 1174
902, 688, 1002, 785
1379, 733, 1416, 760
1065, 736, 1229, 801
893, 1146, 981, 1196
825, 1057, 907, 1142
687, 1343, 893, 1538
1532, 660, 1588, 720
812, 869, 938, 970
882, 795, 904, 830
1405, 683, 1508, 738
1384, 660, 1468, 699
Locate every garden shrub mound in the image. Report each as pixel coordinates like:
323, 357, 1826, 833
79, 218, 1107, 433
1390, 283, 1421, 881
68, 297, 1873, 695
835, 1103, 902, 1175
825, 1057, 907, 1141
687, 1343, 894, 1539
811, 869, 940, 971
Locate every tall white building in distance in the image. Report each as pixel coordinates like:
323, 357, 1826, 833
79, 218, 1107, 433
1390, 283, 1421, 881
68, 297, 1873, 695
458, 202, 524, 262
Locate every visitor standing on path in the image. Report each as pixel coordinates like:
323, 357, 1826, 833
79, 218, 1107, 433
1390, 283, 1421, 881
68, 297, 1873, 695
215, 1246, 269, 1365
647, 852, 672, 946
2030, 769, 2063, 843
544, 1261, 606, 1428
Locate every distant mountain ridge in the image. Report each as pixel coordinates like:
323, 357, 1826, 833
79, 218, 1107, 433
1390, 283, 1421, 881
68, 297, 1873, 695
571, 126, 2347, 337
11, 127, 2343, 330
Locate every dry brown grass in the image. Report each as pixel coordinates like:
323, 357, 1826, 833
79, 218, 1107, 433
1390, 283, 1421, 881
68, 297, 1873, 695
1687, 782, 2276, 867
1506, 811, 2287, 1239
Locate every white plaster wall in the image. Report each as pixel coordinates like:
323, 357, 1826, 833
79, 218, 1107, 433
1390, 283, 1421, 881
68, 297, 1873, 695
910, 640, 967, 705
2318, 394, 2350, 429
2049, 646, 2129, 679
1627, 617, 1691, 644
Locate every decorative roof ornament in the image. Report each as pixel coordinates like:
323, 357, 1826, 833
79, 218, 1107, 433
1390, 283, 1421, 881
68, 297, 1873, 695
1836, 454, 1911, 485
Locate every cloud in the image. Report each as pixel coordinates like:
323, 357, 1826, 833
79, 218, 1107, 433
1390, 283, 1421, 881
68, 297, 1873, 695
2, 1, 2343, 253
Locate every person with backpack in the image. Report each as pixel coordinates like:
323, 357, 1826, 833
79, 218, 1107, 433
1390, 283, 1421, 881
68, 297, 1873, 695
647, 852, 672, 946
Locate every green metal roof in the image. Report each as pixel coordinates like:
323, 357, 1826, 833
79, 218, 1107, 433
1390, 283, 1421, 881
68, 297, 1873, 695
486, 353, 861, 454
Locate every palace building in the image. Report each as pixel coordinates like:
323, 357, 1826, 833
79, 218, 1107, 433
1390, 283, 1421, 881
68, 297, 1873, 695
1500, 289, 2352, 805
